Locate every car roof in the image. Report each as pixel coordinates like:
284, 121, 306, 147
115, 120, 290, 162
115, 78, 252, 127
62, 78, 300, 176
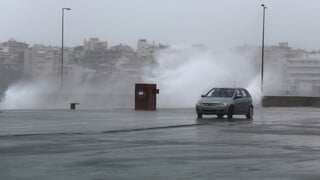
211, 87, 246, 90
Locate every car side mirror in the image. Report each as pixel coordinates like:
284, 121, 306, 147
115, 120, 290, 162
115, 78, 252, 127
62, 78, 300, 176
201, 94, 206, 97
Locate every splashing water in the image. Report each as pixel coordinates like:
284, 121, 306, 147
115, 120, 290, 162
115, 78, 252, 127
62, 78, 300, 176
143, 46, 262, 108
0, 45, 262, 109
0, 67, 139, 109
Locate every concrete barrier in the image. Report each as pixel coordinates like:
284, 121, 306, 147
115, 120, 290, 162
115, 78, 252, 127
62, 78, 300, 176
262, 96, 320, 107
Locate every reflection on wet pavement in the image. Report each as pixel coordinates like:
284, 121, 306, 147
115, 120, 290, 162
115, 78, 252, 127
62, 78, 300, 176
1, 107, 320, 179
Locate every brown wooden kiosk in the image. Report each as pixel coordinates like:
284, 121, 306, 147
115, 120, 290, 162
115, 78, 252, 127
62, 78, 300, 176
135, 83, 159, 110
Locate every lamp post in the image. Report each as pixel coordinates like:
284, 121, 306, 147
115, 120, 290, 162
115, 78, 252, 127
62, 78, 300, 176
61, 8, 71, 88
261, 4, 267, 94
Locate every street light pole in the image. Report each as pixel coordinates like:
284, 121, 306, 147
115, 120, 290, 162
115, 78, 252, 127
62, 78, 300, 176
61, 8, 71, 88
261, 4, 267, 94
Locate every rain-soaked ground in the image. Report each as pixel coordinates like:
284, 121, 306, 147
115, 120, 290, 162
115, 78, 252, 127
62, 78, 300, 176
1, 107, 320, 179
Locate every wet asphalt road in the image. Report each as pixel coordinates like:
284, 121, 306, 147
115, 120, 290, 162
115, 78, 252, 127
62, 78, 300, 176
1, 107, 320, 179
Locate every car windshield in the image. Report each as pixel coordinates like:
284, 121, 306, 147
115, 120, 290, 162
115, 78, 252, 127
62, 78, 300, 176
206, 88, 234, 98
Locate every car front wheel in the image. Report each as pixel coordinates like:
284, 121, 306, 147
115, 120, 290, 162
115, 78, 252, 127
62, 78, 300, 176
227, 106, 234, 119
246, 106, 253, 119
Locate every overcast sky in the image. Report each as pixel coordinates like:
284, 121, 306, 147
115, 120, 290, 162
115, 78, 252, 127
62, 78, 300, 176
1, 0, 320, 49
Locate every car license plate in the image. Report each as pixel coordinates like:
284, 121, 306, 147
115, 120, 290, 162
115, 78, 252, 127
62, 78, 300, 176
204, 106, 215, 110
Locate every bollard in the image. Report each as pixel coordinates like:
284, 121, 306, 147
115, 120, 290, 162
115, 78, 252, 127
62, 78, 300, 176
70, 103, 80, 110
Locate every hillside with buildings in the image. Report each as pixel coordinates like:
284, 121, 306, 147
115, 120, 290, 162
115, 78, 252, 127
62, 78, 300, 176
0, 38, 168, 101
1, 39, 320, 103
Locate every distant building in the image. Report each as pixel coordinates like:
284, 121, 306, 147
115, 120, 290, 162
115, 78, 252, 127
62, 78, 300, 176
264, 42, 320, 96
84, 38, 108, 51
0, 46, 11, 65
24, 44, 55, 76
0, 39, 28, 70
136, 39, 168, 59
0, 39, 28, 66
58, 47, 75, 75
73, 46, 84, 64
279, 42, 289, 48
286, 53, 320, 95
2, 38, 28, 53
23, 44, 75, 76
110, 44, 134, 53
0, 39, 29, 96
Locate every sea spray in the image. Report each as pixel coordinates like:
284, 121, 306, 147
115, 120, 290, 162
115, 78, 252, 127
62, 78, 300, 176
143, 45, 261, 108
0, 45, 262, 109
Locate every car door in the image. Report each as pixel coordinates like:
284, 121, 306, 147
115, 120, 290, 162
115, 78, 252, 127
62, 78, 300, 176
234, 89, 243, 114
240, 89, 250, 113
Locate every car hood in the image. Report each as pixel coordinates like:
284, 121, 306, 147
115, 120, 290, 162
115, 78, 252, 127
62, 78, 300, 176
199, 97, 232, 104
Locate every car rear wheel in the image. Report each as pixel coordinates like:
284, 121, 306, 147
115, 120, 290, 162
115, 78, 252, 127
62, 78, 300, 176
227, 106, 234, 119
197, 113, 203, 119
246, 106, 253, 119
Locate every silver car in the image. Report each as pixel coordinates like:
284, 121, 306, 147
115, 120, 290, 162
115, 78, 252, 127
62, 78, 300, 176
196, 88, 253, 119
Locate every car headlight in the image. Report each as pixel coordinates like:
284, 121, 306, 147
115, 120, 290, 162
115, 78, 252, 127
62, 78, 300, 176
222, 102, 228, 106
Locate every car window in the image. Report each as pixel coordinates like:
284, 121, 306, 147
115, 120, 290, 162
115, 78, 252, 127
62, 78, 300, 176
244, 89, 251, 97
206, 88, 234, 98
235, 89, 242, 97
241, 89, 248, 97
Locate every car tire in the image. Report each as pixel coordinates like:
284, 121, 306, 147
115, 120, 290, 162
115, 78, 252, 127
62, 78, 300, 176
217, 114, 224, 119
197, 113, 203, 119
246, 106, 253, 120
227, 106, 234, 119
